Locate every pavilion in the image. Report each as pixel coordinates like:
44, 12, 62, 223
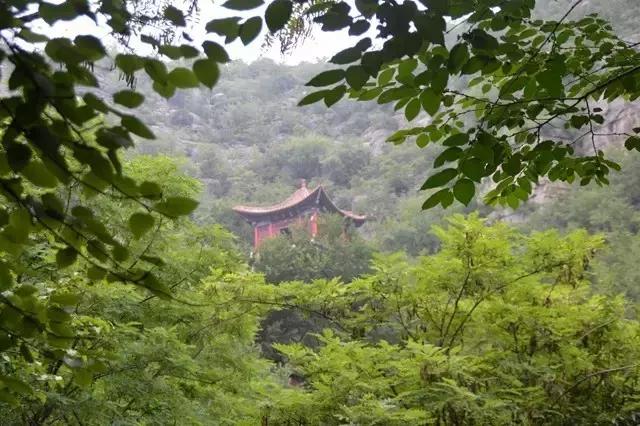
232, 180, 367, 249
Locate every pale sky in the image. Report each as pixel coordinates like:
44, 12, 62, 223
31, 1, 369, 65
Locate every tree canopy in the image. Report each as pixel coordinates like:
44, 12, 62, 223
289, 0, 640, 210
265, 216, 640, 424
2, 0, 640, 423
254, 214, 373, 284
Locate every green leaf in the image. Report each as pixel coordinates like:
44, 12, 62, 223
180, 44, 200, 58
448, 43, 469, 73
1, 376, 32, 395
503, 156, 522, 176
453, 179, 475, 205
420, 88, 441, 116
164, 6, 186, 26
416, 134, 429, 148
86, 240, 108, 263
50, 292, 79, 306
324, 86, 346, 107
306, 70, 345, 87
434, 147, 462, 167
45, 38, 81, 64
74, 35, 106, 61
265, 0, 293, 32
318, 4, 353, 31
240, 17, 263, 45
570, 115, 589, 129
6, 209, 31, 244
421, 168, 458, 190
330, 47, 361, 65
140, 255, 165, 266
466, 29, 498, 51
345, 66, 369, 90
112, 245, 129, 262
15, 284, 37, 297
129, 212, 155, 239
83, 93, 109, 113
397, 58, 418, 78
23, 161, 57, 188
223, 0, 264, 11
159, 45, 183, 60
422, 188, 449, 209
142, 273, 172, 300
355, 0, 377, 17
431, 68, 449, 92
139, 181, 163, 199
56, 247, 78, 268
87, 265, 106, 280
18, 29, 49, 43
113, 90, 145, 108
405, 98, 420, 121
298, 90, 329, 106
193, 59, 220, 88
415, 14, 445, 45
153, 81, 176, 99
537, 69, 563, 97
442, 133, 469, 147
115, 54, 144, 75
422, 0, 448, 14
168, 68, 199, 88
203, 41, 230, 63
20, 343, 34, 363
206, 17, 241, 37
145, 59, 169, 82
461, 158, 484, 182
625, 136, 640, 151
0, 209, 8, 227
6, 142, 31, 172
349, 20, 370, 36
39, 2, 76, 24
378, 68, 395, 85
121, 116, 155, 139
73, 370, 93, 387
0, 261, 14, 291
141, 34, 159, 47
358, 87, 383, 101
155, 197, 199, 218
41, 193, 64, 216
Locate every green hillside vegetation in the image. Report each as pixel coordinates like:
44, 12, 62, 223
2, 0, 640, 424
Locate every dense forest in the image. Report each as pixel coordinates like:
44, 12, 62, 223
2, 0, 640, 424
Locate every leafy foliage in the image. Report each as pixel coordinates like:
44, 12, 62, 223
3, 0, 640, 423
0, 156, 281, 424
281, 0, 640, 210
255, 214, 374, 283
265, 215, 640, 424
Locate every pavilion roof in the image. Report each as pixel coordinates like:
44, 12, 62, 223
232, 180, 367, 225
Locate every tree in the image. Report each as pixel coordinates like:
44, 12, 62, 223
254, 214, 373, 283
264, 215, 640, 424
1, 155, 280, 424
287, 0, 640, 210
0, 0, 299, 402
3, 0, 640, 421
253, 214, 373, 362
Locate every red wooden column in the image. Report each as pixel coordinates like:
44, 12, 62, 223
253, 226, 259, 250
310, 210, 318, 237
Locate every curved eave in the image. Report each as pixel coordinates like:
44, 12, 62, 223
338, 209, 367, 227
315, 188, 367, 226
232, 186, 367, 225
232, 187, 321, 222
